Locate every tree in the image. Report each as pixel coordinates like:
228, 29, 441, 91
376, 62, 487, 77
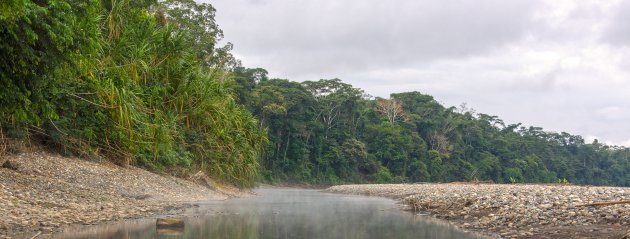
156, 0, 240, 69
232, 67, 269, 106
302, 79, 363, 139
246, 79, 318, 182
427, 150, 445, 181
1, 0, 266, 187
0, 0, 99, 129
375, 98, 407, 124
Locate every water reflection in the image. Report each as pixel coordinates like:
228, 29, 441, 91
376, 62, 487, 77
43, 188, 483, 239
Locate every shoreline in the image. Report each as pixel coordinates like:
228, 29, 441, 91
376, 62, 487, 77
0, 152, 246, 239
3, 152, 629, 239
326, 183, 630, 239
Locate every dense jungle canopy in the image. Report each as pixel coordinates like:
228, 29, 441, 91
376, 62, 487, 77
1, 0, 629, 187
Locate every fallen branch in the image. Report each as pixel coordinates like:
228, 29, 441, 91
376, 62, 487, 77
575, 200, 630, 207
30, 231, 42, 239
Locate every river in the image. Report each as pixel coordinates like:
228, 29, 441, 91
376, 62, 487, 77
43, 188, 484, 239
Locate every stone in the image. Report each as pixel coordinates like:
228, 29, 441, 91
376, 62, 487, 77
2, 160, 19, 170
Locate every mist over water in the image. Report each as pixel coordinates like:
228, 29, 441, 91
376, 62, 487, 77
45, 188, 483, 239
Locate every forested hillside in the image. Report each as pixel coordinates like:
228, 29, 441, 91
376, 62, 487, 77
0, 0, 265, 187
233, 69, 630, 186
2, 0, 628, 188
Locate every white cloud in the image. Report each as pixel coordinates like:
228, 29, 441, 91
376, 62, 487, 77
207, 0, 630, 145
618, 140, 630, 147
586, 135, 630, 147
602, 0, 630, 46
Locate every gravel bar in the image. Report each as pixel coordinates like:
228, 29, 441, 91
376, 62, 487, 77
326, 183, 630, 239
0, 152, 245, 238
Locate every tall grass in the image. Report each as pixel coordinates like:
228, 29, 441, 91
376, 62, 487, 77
0, 0, 266, 187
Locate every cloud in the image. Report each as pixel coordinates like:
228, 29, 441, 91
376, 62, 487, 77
602, 0, 630, 46
586, 135, 630, 147
207, 0, 630, 145
595, 106, 628, 121
530, 0, 619, 44
211, 0, 540, 76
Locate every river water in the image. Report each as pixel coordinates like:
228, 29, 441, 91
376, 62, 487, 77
44, 188, 484, 239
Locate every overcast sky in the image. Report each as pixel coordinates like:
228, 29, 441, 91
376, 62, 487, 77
206, 0, 630, 146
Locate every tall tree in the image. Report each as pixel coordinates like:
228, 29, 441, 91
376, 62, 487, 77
375, 98, 407, 124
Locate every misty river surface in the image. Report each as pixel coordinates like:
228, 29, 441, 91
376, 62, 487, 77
45, 188, 484, 239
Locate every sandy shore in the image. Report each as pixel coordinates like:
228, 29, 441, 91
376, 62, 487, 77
326, 183, 630, 239
0, 152, 246, 238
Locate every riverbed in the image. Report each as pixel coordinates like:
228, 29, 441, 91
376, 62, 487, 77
41, 188, 484, 239
327, 184, 630, 239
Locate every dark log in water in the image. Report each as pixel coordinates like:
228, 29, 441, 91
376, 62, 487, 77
156, 218, 184, 236
156, 228, 184, 236
156, 218, 184, 228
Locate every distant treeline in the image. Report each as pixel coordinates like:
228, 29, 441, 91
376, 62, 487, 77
2, 1, 628, 188
233, 68, 630, 186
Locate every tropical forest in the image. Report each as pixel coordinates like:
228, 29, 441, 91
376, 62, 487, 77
2, 0, 629, 190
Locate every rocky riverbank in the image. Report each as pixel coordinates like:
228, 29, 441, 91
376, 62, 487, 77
326, 183, 630, 239
0, 152, 246, 238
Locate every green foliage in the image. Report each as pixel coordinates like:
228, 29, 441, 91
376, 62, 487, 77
509, 177, 517, 184
504, 168, 524, 183
156, 0, 240, 69
375, 166, 393, 183
0, 0, 99, 129
3, 1, 630, 188
234, 69, 630, 186
0, 0, 265, 187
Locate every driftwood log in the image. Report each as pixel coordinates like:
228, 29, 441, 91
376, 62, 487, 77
30, 231, 41, 239
156, 218, 185, 228
156, 218, 185, 235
